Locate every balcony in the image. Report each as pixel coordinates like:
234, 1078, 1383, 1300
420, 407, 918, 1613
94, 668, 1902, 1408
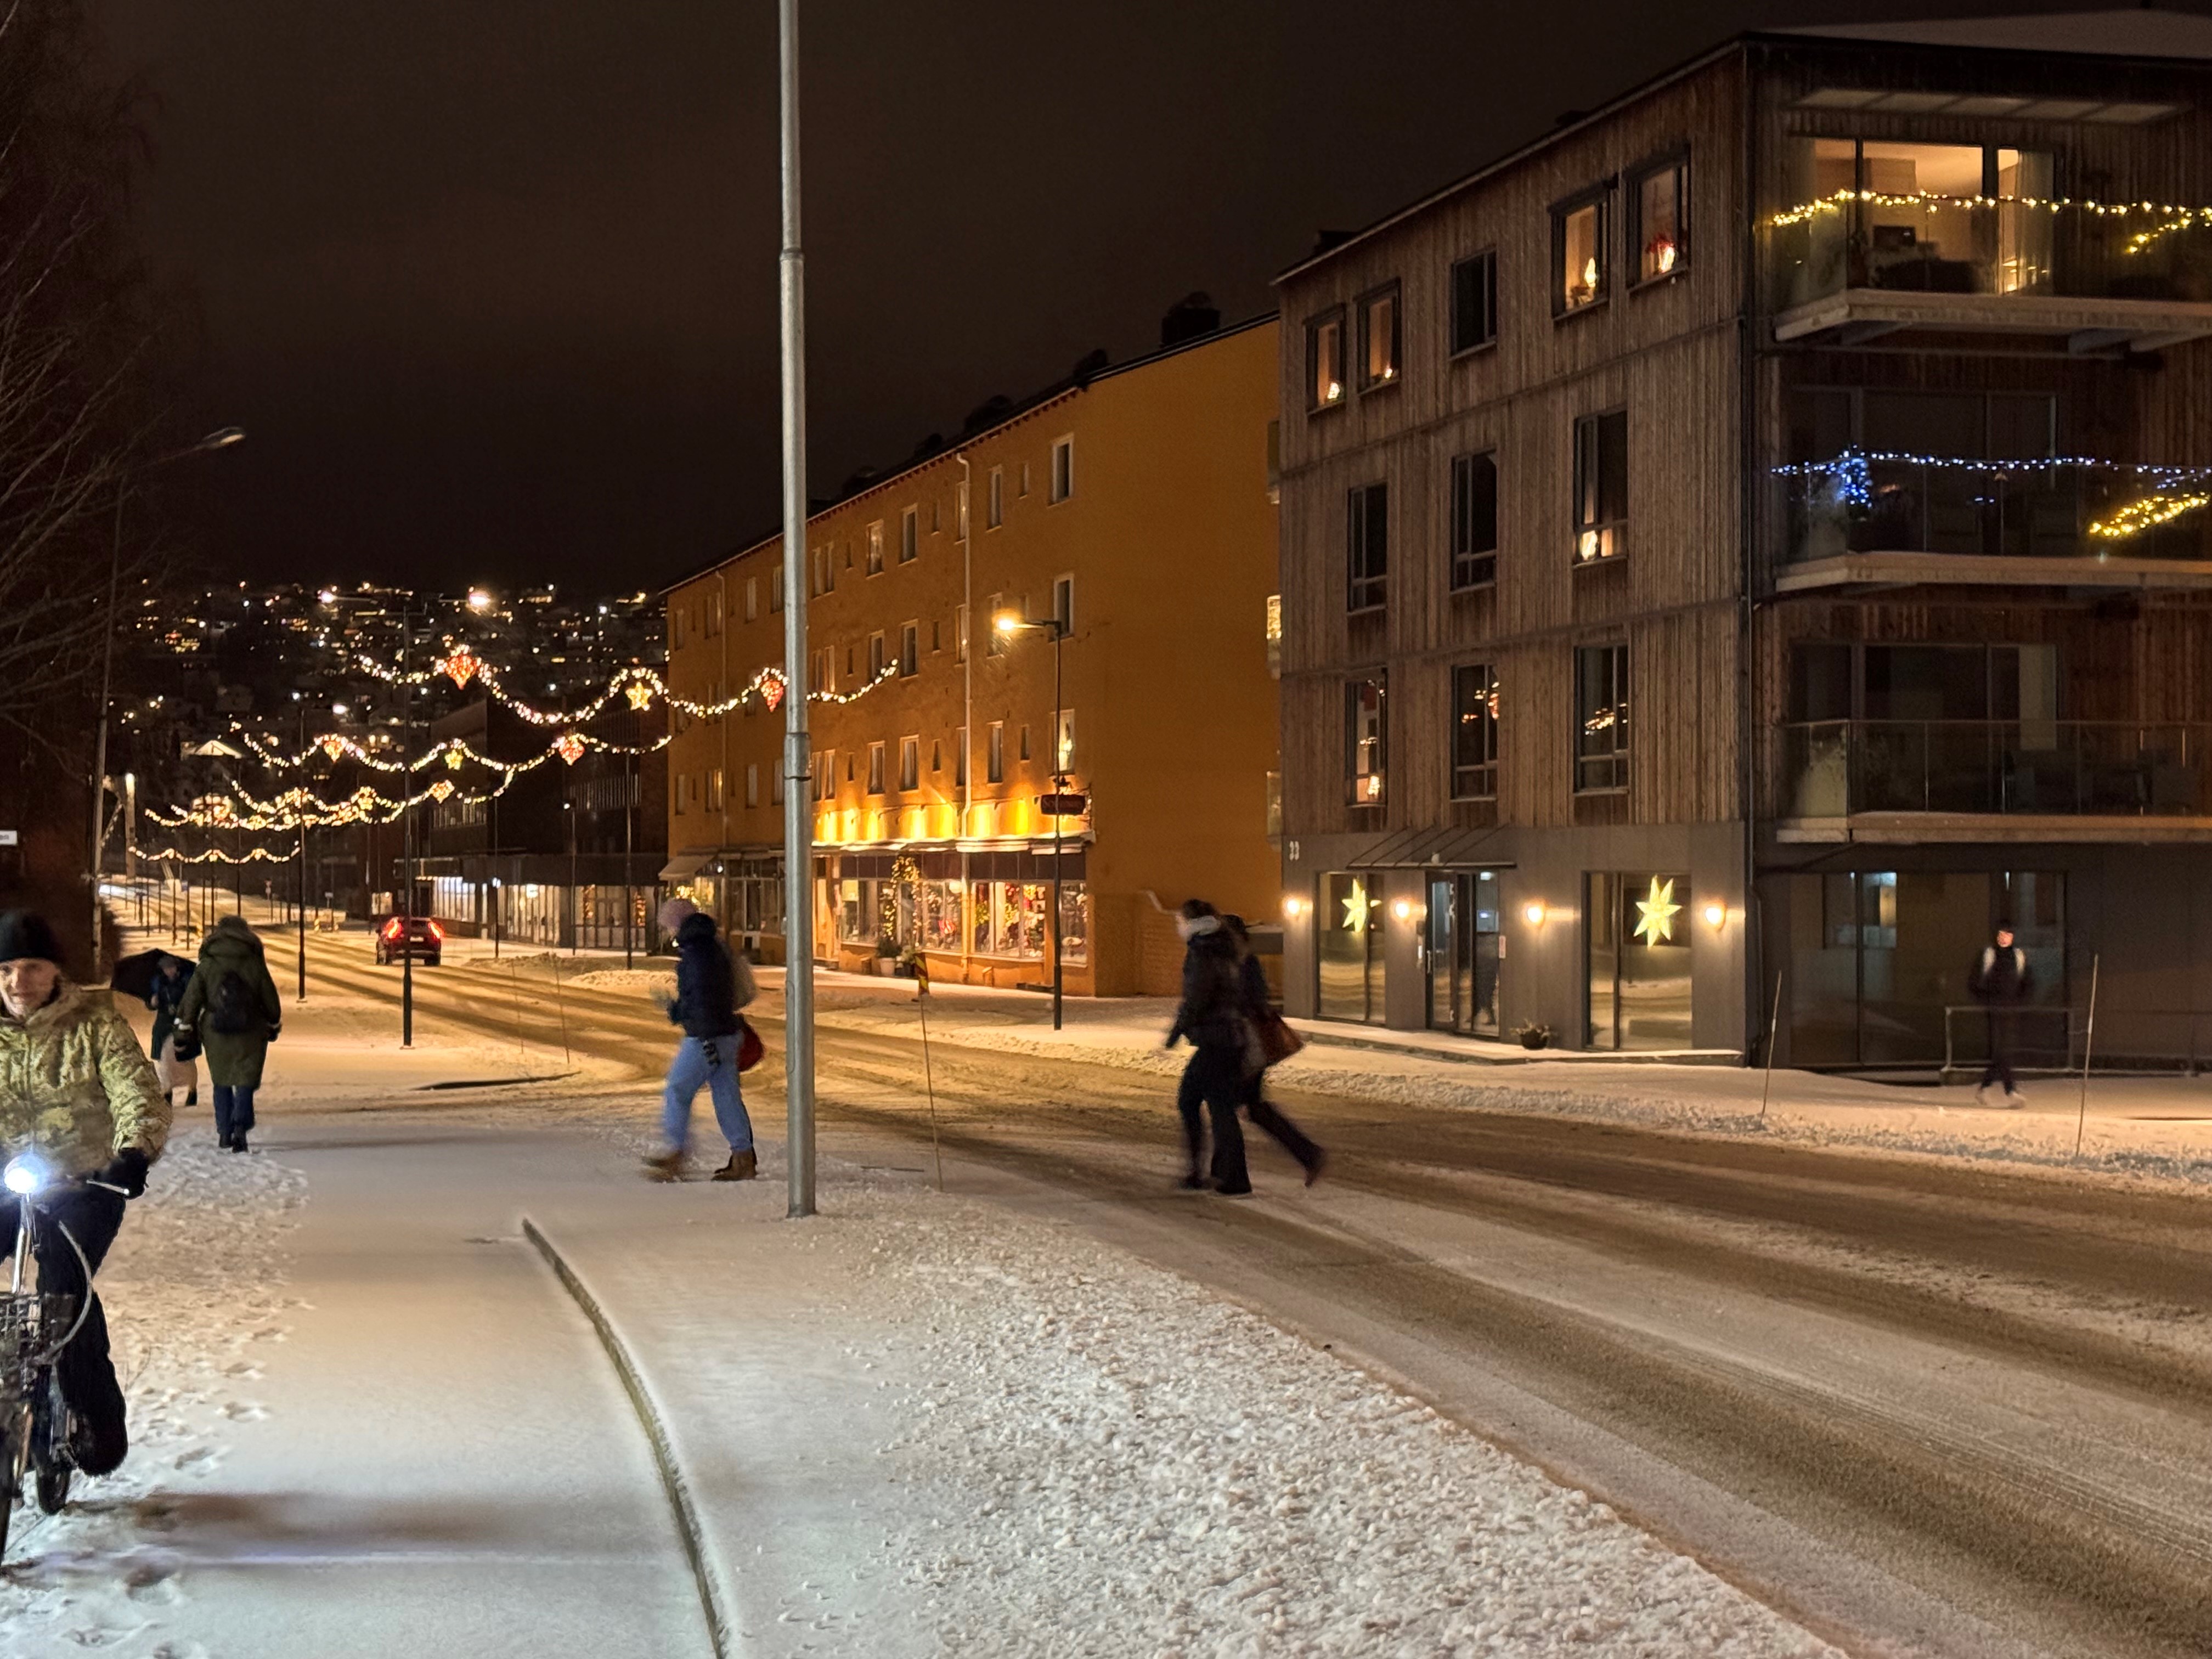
1775, 455, 2212, 591
1772, 719, 2212, 842
1768, 198, 2212, 352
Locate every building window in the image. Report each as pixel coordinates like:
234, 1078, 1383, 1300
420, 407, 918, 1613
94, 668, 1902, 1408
1630, 153, 1689, 283
814, 749, 834, 801
1019, 724, 1031, 762
1317, 871, 1385, 1024
900, 736, 919, 792
956, 727, 968, 787
1265, 594, 1282, 678
1451, 450, 1498, 590
865, 522, 883, 575
812, 546, 833, 596
770, 567, 784, 612
956, 603, 969, 663
745, 763, 759, 808
1050, 436, 1074, 503
674, 773, 689, 814
705, 590, 723, 636
1020, 461, 1031, 497
1588, 871, 1694, 1052
1451, 664, 1499, 800
1347, 482, 1387, 613
867, 742, 885, 795
744, 577, 758, 621
1451, 250, 1498, 354
1553, 188, 1609, 315
900, 622, 919, 676
1357, 283, 1400, 389
900, 506, 919, 563
672, 606, 687, 650
772, 764, 785, 804
1345, 675, 1386, 805
812, 647, 831, 695
985, 593, 1004, 657
1054, 708, 1074, 774
709, 769, 725, 811
1573, 410, 1628, 564
1306, 308, 1346, 410
1576, 644, 1630, 793
988, 467, 1004, 528
930, 739, 943, 774
987, 722, 1005, 783
868, 631, 886, 680
1052, 574, 1074, 632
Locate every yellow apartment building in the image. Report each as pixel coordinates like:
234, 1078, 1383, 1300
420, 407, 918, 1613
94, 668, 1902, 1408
662, 315, 1279, 995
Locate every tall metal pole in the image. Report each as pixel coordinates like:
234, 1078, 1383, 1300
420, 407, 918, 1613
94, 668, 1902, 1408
624, 749, 635, 970
777, 0, 817, 1218
401, 601, 415, 1048
1050, 621, 1064, 1031
89, 488, 124, 975
296, 708, 307, 1002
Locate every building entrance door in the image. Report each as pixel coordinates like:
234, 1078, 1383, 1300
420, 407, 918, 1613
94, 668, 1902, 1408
1426, 871, 1502, 1037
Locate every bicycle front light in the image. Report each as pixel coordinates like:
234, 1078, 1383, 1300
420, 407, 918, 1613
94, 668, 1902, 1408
2, 1155, 46, 1196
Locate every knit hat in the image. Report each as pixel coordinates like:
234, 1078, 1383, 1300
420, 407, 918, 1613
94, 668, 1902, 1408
658, 896, 698, 933
0, 911, 63, 966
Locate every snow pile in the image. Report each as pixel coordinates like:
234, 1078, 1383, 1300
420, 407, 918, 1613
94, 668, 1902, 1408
0, 1132, 304, 1654
858, 1193, 1836, 1658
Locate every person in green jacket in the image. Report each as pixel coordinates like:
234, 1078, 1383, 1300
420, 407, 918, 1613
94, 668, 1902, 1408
174, 915, 281, 1153
0, 910, 170, 1475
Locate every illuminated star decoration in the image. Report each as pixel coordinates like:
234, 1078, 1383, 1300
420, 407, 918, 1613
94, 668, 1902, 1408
442, 746, 465, 770
1633, 877, 1682, 946
624, 679, 654, 712
1341, 877, 1371, 933
554, 732, 586, 765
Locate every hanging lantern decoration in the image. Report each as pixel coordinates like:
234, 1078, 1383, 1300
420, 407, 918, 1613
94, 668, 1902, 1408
320, 735, 348, 761
624, 679, 655, 712
555, 732, 586, 765
442, 647, 481, 689
761, 668, 787, 712
428, 778, 455, 802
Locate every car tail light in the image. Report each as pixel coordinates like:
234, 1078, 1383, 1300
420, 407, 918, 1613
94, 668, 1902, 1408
382, 919, 402, 940
427, 921, 444, 942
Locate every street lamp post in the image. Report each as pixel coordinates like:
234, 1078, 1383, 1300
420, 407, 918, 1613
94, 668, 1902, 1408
994, 610, 1073, 1031
399, 599, 419, 1048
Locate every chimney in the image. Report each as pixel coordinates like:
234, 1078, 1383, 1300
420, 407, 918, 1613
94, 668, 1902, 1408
1159, 291, 1221, 348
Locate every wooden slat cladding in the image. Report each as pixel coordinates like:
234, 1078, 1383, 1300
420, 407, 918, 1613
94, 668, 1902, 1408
1277, 54, 1747, 845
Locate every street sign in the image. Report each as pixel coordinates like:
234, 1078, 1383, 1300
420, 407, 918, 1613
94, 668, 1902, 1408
0, 830, 17, 846
1037, 793, 1087, 817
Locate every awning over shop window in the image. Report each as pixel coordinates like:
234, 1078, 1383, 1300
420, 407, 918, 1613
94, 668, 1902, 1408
1344, 824, 1513, 871
658, 851, 713, 883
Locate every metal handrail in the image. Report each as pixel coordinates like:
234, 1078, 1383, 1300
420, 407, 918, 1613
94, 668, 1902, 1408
1941, 1002, 2212, 1077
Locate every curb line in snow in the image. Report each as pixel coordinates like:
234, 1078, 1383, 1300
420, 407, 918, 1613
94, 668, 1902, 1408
521, 1216, 734, 1659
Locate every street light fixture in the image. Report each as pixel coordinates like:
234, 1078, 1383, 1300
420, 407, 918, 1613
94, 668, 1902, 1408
995, 609, 1076, 1031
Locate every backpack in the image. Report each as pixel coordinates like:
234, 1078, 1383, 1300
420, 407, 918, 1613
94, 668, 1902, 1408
208, 969, 257, 1036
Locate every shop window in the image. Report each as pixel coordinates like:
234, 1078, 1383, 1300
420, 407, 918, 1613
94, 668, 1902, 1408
1587, 872, 1694, 1051
1306, 308, 1346, 410
1345, 675, 1387, 805
1451, 450, 1498, 589
1451, 664, 1499, 800
1347, 481, 1388, 612
1576, 644, 1629, 793
1357, 283, 1400, 389
1451, 250, 1498, 354
1630, 154, 1689, 283
1573, 410, 1628, 564
1553, 188, 1609, 315
1317, 872, 1385, 1024
1057, 883, 1088, 965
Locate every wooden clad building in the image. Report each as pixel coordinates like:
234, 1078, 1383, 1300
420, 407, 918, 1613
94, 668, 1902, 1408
1276, 10, 2212, 1065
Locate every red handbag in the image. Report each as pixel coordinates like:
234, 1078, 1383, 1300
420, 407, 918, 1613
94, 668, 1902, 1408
736, 1018, 765, 1073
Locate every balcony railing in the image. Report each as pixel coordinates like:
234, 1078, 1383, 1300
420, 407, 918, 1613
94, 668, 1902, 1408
1769, 199, 2212, 312
1779, 456, 2212, 566
1775, 720, 2212, 819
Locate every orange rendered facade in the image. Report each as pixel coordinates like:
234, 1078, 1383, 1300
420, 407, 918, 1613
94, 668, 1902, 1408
663, 318, 1280, 995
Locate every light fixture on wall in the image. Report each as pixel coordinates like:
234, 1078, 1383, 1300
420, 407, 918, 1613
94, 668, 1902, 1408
1283, 894, 1308, 920
1390, 897, 1420, 924
1702, 901, 1728, 930
1522, 900, 1547, 927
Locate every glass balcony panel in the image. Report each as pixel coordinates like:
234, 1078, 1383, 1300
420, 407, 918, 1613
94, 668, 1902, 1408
1782, 460, 2212, 565
1776, 721, 2211, 819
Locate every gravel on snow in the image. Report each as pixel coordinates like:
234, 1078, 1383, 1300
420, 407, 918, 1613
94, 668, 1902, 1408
0, 1133, 304, 1658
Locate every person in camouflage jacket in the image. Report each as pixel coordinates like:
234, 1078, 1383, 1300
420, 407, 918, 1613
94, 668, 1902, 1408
0, 911, 169, 1475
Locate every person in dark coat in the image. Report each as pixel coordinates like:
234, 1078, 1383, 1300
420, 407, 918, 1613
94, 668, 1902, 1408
1221, 915, 1326, 1186
1164, 899, 1252, 1195
1971, 921, 2033, 1107
173, 915, 281, 1152
144, 954, 197, 1108
643, 898, 758, 1182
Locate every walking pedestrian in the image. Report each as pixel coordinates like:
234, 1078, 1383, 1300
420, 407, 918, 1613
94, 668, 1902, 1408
173, 915, 281, 1153
642, 898, 758, 1182
1221, 915, 1326, 1186
1164, 899, 1253, 1195
1971, 920, 2033, 1108
0, 910, 170, 1475
144, 953, 198, 1109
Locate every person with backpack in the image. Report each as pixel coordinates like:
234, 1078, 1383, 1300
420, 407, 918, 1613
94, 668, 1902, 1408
642, 898, 758, 1182
173, 915, 282, 1152
1970, 921, 2034, 1108
1164, 898, 1253, 1195
1221, 914, 1326, 1186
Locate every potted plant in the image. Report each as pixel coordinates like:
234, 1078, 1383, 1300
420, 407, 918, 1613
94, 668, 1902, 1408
896, 943, 922, 979
875, 935, 901, 976
1513, 1020, 1553, 1052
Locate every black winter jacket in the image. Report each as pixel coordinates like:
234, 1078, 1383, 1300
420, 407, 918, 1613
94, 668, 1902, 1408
669, 913, 742, 1040
1168, 928, 1248, 1051
1971, 944, 2033, 1005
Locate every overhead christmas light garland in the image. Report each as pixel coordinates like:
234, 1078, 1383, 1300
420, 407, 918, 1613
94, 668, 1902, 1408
242, 725, 674, 778
142, 844, 294, 866
1765, 188, 2212, 253
1776, 448, 2212, 541
349, 651, 883, 724
2089, 491, 2212, 540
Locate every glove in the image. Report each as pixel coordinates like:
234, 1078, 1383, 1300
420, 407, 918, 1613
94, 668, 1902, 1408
171, 1030, 200, 1063
266, 1023, 280, 1045
97, 1149, 150, 1199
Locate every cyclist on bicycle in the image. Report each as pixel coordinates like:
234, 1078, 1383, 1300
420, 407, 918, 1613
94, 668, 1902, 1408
0, 911, 168, 1475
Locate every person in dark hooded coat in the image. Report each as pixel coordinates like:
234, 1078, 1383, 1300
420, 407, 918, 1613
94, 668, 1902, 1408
642, 898, 758, 1181
1221, 913, 1325, 1185
1164, 899, 1252, 1195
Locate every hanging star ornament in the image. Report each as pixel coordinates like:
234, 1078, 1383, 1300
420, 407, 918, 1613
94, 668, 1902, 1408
624, 679, 654, 712
1341, 877, 1371, 933
1633, 877, 1682, 945
442, 746, 465, 770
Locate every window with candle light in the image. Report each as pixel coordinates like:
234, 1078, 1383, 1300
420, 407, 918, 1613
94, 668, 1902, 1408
1553, 189, 1609, 315
1572, 410, 1628, 565
1345, 675, 1387, 806
1357, 283, 1400, 390
1630, 154, 1689, 284
1306, 308, 1346, 410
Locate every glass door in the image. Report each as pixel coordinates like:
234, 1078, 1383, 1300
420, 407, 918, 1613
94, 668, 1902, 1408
1427, 872, 1503, 1038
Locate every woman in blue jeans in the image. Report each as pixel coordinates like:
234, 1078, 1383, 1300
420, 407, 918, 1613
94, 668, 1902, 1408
643, 900, 757, 1182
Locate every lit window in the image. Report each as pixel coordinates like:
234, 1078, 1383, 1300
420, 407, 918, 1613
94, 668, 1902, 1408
1265, 594, 1282, 678
1576, 644, 1629, 793
1452, 451, 1498, 590
1572, 410, 1628, 564
1050, 437, 1074, 503
1347, 482, 1387, 612
1054, 709, 1075, 774
1358, 284, 1399, 388
1451, 250, 1498, 354
1554, 190, 1608, 314
867, 522, 885, 575
1632, 155, 1689, 283
1345, 676, 1387, 805
1451, 664, 1499, 800
1306, 310, 1346, 409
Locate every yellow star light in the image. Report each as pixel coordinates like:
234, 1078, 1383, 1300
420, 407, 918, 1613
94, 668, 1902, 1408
624, 680, 654, 711
1633, 877, 1681, 946
1341, 877, 1371, 933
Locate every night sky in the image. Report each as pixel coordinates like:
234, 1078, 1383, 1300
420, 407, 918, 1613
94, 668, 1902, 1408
94, 0, 2178, 594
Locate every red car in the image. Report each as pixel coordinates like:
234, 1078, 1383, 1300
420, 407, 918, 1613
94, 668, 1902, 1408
375, 915, 444, 966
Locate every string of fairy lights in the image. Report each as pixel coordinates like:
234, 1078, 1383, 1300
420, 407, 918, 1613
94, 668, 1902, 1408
1772, 449, 2212, 541
1765, 188, 2212, 255
142, 643, 899, 856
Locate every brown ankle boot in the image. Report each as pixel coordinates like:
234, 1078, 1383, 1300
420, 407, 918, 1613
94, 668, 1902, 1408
710, 1149, 757, 1182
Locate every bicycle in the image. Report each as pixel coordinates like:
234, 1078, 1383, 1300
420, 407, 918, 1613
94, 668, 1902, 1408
0, 1153, 117, 1561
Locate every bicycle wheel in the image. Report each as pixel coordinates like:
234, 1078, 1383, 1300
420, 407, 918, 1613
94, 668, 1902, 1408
0, 1421, 17, 1562
32, 1373, 69, 1515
